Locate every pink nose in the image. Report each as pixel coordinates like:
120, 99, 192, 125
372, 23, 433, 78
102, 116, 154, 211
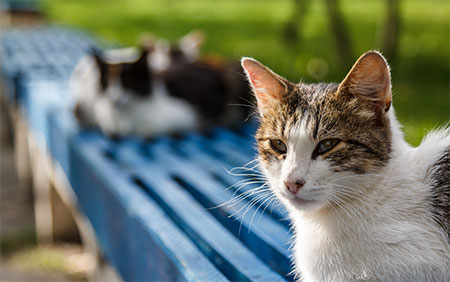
284, 179, 305, 194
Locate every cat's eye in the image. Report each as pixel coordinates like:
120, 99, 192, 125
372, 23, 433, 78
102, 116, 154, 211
315, 138, 341, 155
269, 139, 287, 154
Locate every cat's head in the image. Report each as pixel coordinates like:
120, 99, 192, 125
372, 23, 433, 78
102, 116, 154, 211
242, 51, 393, 212
93, 49, 152, 103
142, 30, 204, 73
92, 30, 204, 103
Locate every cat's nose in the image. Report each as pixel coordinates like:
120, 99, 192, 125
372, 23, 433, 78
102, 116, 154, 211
284, 179, 305, 194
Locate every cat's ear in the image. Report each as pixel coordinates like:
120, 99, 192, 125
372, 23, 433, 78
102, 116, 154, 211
139, 33, 156, 51
179, 30, 204, 60
241, 57, 288, 116
89, 48, 105, 66
338, 51, 391, 112
135, 49, 149, 67
90, 50, 108, 90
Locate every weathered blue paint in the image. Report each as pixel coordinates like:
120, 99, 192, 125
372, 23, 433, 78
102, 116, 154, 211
69, 135, 228, 281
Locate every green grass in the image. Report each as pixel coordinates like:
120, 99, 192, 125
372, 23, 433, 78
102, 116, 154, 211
6, 244, 87, 280
10, 246, 68, 273
0, 228, 36, 257
42, 0, 449, 145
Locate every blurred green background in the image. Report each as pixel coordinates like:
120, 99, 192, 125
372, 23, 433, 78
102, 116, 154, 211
43, 0, 449, 145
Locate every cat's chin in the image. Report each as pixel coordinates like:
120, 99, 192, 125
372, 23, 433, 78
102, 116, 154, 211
286, 196, 324, 211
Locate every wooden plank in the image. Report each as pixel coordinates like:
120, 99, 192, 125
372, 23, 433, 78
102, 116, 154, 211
69, 134, 228, 281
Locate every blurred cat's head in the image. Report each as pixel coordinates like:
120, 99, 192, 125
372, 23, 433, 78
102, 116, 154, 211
242, 51, 393, 212
143, 30, 204, 73
91, 30, 205, 102
93, 49, 151, 103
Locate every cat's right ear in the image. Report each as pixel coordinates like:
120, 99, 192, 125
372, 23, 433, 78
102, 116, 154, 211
179, 30, 204, 61
89, 49, 107, 69
337, 51, 392, 113
241, 58, 287, 116
139, 33, 155, 51
89, 49, 108, 90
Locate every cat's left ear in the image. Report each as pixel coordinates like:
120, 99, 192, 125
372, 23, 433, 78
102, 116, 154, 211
135, 49, 149, 66
338, 51, 391, 112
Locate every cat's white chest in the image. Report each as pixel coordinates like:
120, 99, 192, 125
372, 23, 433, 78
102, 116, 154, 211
294, 226, 375, 281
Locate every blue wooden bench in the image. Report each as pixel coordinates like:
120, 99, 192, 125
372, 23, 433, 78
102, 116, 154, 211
0, 27, 294, 281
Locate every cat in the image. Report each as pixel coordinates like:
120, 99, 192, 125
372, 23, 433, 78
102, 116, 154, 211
241, 51, 450, 281
71, 31, 251, 138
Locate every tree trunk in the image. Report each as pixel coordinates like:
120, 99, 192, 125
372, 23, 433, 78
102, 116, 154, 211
378, 0, 400, 62
283, 0, 311, 43
324, 0, 353, 68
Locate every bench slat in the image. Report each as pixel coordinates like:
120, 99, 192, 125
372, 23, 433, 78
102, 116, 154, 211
69, 135, 228, 281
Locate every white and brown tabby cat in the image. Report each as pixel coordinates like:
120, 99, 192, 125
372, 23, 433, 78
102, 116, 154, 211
241, 51, 449, 281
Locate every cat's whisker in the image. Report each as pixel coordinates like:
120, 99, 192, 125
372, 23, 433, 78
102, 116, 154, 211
228, 188, 270, 207
235, 158, 259, 169
229, 177, 266, 187
222, 173, 265, 189
228, 176, 265, 182
229, 162, 262, 173
256, 194, 279, 224
226, 188, 268, 208
209, 184, 269, 210
236, 197, 271, 235
232, 179, 267, 187
235, 192, 271, 222
230, 198, 264, 227
269, 196, 285, 215
248, 194, 277, 233
227, 188, 272, 216
260, 196, 278, 220
226, 168, 264, 177
223, 178, 255, 190
218, 160, 259, 178
265, 196, 285, 221
228, 181, 269, 201
227, 169, 263, 177
224, 178, 266, 191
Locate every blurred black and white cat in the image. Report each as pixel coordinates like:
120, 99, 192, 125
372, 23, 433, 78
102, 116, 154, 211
71, 31, 250, 137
